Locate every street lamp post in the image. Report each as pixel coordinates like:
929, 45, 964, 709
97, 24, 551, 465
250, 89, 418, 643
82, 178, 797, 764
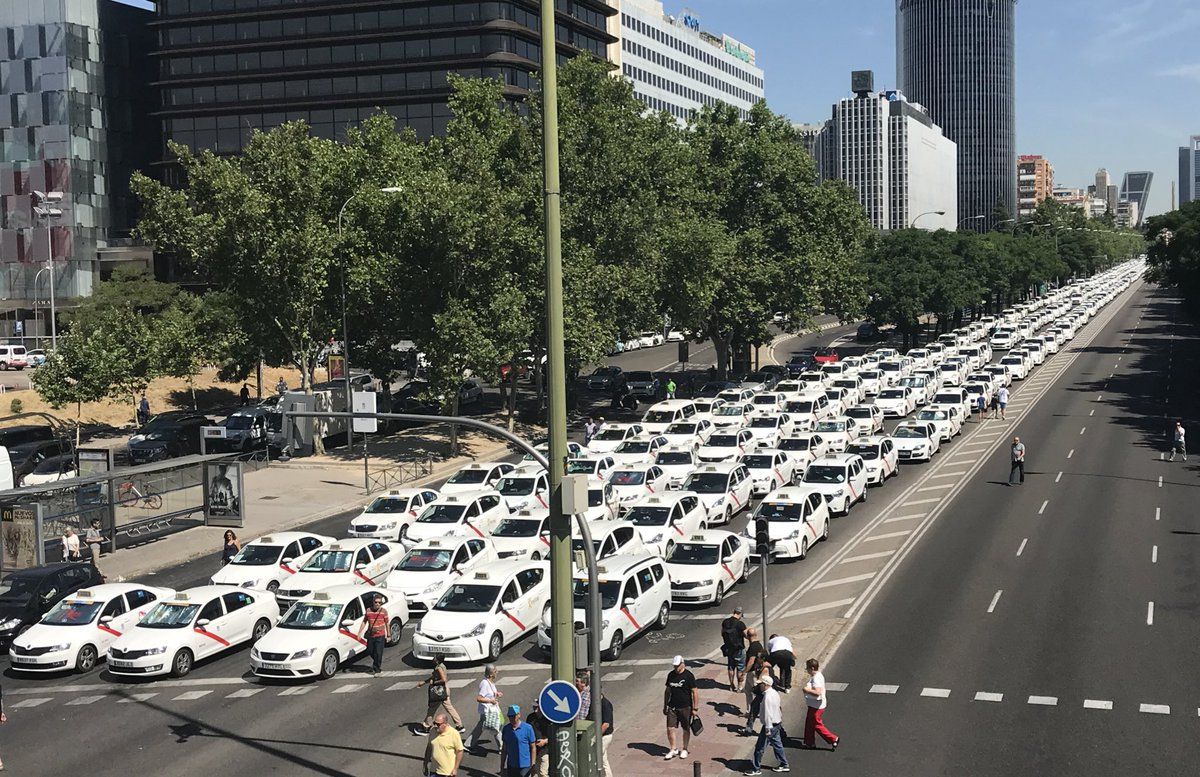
335, 186, 402, 450
910, 210, 946, 229
32, 191, 63, 350
957, 215, 986, 230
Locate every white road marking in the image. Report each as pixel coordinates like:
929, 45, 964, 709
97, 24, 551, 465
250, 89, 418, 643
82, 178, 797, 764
333, 683, 368, 694
1147, 602, 1154, 625
987, 590, 1003, 613
1027, 696, 1058, 706
448, 679, 474, 689
915, 484, 953, 493
813, 572, 876, 589
920, 687, 951, 698
66, 695, 107, 706
862, 531, 912, 542
605, 672, 633, 682
1055, 471, 1062, 483
171, 690, 212, 701
1155, 507, 1161, 521
1089, 409, 1095, 417
1140, 704, 1171, 715
1079, 427, 1086, 435
118, 693, 159, 703
1038, 500, 1048, 515
652, 670, 670, 680
1016, 538, 1028, 557
883, 513, 925, 523
929, 469, 970, 478
278, 686, 314, 696
10, 698, 51, 708
825, 682, 848, 692
226, 689, 262, 699
869, 684, 899, 694
974, 692, 1003, 703
497, 676, 528, 687
1068, 449, 1074, 458
1083, 699, 1113, 710
1158, 476, 1163, 488
1152, 545, 1158, 563
385, 681, 411, 691
1097, 394, 1103, 401
840, 551, 895, 564
906, 498, 942, 506
783, 598, 857, 618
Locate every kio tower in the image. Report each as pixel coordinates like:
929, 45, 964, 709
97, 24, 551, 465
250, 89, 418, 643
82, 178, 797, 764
897, 0, 1017, 230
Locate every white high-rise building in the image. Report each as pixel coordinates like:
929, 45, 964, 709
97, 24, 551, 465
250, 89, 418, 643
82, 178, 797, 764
617, 0, 765, 122
814, 73, 957, 231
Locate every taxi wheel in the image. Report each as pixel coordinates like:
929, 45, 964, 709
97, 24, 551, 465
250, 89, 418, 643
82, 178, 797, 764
740, 562, 749, 582
318, 650, 340, 680
75, 644, 98, 674
723, 507, 732, 524
266, 581, 280, 593
386, 618, 404, 647
822, 520, 830, 541
603, 631, 625, 661
798, 539, 809, 561
252, 618, 271, 642
859, 487, 868, 504
654, 602, 670, 630
714, 583, 725, 605
170, 648, 194, 678
486, 631, 504, 663
531, 552, 541, 561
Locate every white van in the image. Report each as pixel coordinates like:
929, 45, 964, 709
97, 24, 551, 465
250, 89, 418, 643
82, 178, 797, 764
641, 400, 698, 434
0, 345, 28, 370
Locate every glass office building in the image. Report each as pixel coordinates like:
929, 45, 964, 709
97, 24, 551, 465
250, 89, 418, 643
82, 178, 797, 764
152, 0, 617, 164
0, 0, 157, 342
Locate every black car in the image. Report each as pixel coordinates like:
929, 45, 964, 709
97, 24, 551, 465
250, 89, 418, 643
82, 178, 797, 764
624, 371, 661, 398
742, 370, 780, 391
8, 437, 71, 484
0, 562, 105, 648
128, 413, 212, 464
857, 322, 882, 342
0, 424, 55, 452
696, 381, 741, 398
585, 366, 624, 391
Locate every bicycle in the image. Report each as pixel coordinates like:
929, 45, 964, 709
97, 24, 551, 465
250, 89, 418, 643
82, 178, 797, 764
115, 481, 163, 510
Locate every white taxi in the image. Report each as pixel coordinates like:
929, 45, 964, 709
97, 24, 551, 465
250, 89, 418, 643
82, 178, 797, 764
404, 490, 510, 546
681, 462, 753, 524
277, 539, 406, 610
573, 522, 648, 561
777, 433, 830, 476
845, 404, 885, 434
916, 405, 963, 442
874, 387, 916, 418
584, 482, 622, 522
640, 399, 698, 434
606, 464, 670, 506
697, 429, 755, 464
653, 446, 701, 488
413, 561, 549, 663
801, 454, 869, 516
813, 418, 856, 453
440, 461, 516, 497
250, 586, 407, 680
892, 420, 941, 462
565, 454, 616, 482
385, 537, 498, 616
609, 435, 670, 468
691, 397, 728, 423
661, 419, 715, 450
665, 530, 751, 605
846, 436, 899, 485
10, 584, 173, 674
744, 413, 794, 448
587, 423, 645, 454
107, 586, 279, 678
347, 489, 440, 541
490, 508, 551, 560
210, 531, 333, 591
493, 465, 550, 512
739, 448, 798, 495
710, 402, 754, 430
623, 493, 708, 556
747, 488, 830, 561
999, 353, 1029, 380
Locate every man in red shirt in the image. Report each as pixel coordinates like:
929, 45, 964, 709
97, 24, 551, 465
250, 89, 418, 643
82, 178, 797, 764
358, 595, 389, 675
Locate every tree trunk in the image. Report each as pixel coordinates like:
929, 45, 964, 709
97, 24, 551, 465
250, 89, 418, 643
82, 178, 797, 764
712, 336, 732, 380
506, 372, 517, 433
76, 401, 82, 449
449, 394, 461, 455
189, 380, 198, 410
300, 354, 325, 456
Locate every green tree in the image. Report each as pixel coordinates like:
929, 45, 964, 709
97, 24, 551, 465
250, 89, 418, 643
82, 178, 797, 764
1146, 201, 1200, 311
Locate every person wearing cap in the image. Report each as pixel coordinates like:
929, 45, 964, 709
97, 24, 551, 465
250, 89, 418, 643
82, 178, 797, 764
801, 658, 839, 751
720, 605, 749, 692
744, 675, 788, 775
499, 704, 537, 777
662, 655, 697, 761
423, 713, 464, 777
526, 700, 551, 777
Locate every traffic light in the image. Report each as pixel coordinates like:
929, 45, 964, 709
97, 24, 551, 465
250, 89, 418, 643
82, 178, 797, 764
755, 516, 770, 561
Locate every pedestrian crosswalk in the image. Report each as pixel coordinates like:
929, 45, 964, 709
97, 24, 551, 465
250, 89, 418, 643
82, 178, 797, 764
837, 682, 1186, 716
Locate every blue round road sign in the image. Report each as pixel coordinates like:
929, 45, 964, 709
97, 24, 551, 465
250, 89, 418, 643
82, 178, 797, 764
537, 680, 582, 725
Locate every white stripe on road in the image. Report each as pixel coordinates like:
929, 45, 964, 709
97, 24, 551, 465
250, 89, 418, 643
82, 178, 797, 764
1083, 699, 1113, 710
332, 684, 368, 694
1155, 507, 1161, 521
171, 691, 212, 701
1038, 500, 1048, 515
1089, 409, 1095, 417
1158, 476, 1163, 488
974, 692, 1003, 703
65, 695, 107, 706
1027, 696, 1058, 706
10, 698, 51, 708
226, 689, 262, 699
1080, 427, 1086, 435
906, 498, 942, 506
825, 682, 848, 692
813, 573, 876, 589
1055, 471, 1062, 483
915, 485, 952, 494
497, 676, 528, 687
783, 598, 857, 618
861, 530, 913, 542
1147, 602, 1155, 625
278, 686, 314, 696
883, 513, 925, 523
987, 590, 1003, 613
448, 679, 473, 689
1152, 545, 1158, 563
1068, 449, 1074, 458
869, 684, 899, 694
920, 687, 951, 698
840, 551, 896, 564
118, 693, 159, 703
606, 672, 633, 682
1016, 538, 1028, 557
1140, 704, 1171, 715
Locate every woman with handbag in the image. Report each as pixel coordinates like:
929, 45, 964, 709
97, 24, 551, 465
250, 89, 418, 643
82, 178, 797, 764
418, 655, 463, 732
743, 653, 772, 735
466, 664, 504, 755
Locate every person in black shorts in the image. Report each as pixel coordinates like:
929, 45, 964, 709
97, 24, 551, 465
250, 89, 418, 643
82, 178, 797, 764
720, 606, 749, 691
663, 655, 697, 761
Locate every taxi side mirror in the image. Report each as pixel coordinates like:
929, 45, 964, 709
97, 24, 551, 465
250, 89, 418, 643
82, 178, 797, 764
281, 558, 294, 565
99, 615, 114, 624
721, 555, 734, 564
355, 562, 368, 570
341, 619, 356, 627
196, 618, 211, 628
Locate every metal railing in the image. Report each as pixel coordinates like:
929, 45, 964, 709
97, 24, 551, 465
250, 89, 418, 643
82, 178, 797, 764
365, 456, 434, 494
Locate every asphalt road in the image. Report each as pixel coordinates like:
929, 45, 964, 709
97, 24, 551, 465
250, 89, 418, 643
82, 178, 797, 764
0, 291, 1161, 777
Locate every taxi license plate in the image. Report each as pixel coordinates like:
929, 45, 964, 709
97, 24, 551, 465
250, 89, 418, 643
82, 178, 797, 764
110, 658, 135, 667
424, 645, 456, 655
9, 655, 35, 664
259, 662, 288, 670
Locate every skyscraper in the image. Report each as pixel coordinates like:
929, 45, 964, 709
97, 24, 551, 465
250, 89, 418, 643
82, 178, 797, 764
896, 0, 1017, 230
1119, 172, 1153, 227
1181, 136, 1200, 206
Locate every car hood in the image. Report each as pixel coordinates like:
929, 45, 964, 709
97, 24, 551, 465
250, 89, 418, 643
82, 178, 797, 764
111, 625, 188, 651
14, 621, 94, 650
211, 563, 286, 586
253, 625, 339, 655
282, 571, 364, 592
418, 610, 487, 641
586, 440, 624, 454
406, 522, 478, 544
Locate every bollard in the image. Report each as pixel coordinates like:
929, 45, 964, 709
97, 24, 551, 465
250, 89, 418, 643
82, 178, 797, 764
693, 761, 701, 777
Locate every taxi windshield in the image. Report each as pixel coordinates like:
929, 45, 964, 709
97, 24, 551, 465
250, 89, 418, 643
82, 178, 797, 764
643, 411, 675, 423
609, 471, 645, 486
667, 543, 719, 565
493, 519, 542, 538
656, 452, 693, 466
301, 550, 354, 573
396, 549, 452, 572
804, 466, 846, 484
416, 505, 467, 524
714, 406, 744, 417
624, 506, 671, 526
435, 584, 499, 613
749, 417, 777, 429
230, 544, 283, 566
140, 602, 200, 628
894, 426, 928, 439
574, 579, 621, 610
446, 469, 489, 485
279, 602, 342, 630
593, 429, 627, 442
364, 497, 409, 514
707, 435, 738, 447
587, 489, 607, 507
666, 423, 697, 435
916, 410, 947, 421
815, 421, 845, 432
847, 444, 879, 460
566, 460, 599, 475
741, 455, 775, 469
42, 600, 103, 625
685, 473, 730, 493
753, 395, 778, 405
757, 502, 803, 522
495, 477, 537, 496
785, 402, 814, 413
693, 401, 716, 413
616, 441, 650, 453
779, 438, 812, 451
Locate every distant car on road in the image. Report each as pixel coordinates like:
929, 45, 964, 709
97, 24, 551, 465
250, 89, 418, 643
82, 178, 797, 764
813, 347, 840, 364
857, 322, 881, 342
586, 366, 624, 391
128, 412, 213, 464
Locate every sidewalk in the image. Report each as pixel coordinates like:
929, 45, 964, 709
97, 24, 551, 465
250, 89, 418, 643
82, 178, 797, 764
99, 429, 518, 582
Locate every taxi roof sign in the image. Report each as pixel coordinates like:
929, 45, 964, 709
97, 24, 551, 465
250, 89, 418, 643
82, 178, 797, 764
313, 592, 330, 601
260, 536, 274, 543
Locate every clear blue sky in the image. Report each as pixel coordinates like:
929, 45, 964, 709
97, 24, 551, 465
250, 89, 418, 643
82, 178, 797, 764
672, 0, 1197, 216
117, 0, 1193, 215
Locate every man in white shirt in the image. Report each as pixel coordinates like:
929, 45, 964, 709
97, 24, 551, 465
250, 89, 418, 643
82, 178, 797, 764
743, 675, 788, 775
766, 633, 796, 691
801, 658, 839, 750
1169, 420, 1187, 461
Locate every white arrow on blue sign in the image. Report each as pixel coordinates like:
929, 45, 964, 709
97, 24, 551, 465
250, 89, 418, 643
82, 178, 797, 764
537, 680, 582, 725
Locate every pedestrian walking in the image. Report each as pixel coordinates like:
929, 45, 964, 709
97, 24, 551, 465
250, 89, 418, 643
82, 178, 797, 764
466, 665, 503, 754
745, 627, 764, 665
743, 675, 788, 775
1009, 436, 1026, 485
666, 378, 677, 399
743, 653, 772, 735
423, 713, 464, 777
766, 633, 796, 692
801, 658, 839, 751
356, 595, 388, 675
595, 416, 607, 434
275, 377, 288, 396
220, 530, 240, 566
976, 393, 987, 422
662, 655, 697, 761
584, 417, 597, 445
997, 385, 1010, 420
720, 605, 749, 691
419, 655, 463, 732
1169, 420, 1187, 461
499, 705, 537, 777
989, 390, 1000, 419
526, 700, 551, 777
137, 394, 150, 427
61, 528, 81, 562
575, 670, 591, 720
600, 693, 615, 777
84, 518, 106, 575
240, 383, 251, 406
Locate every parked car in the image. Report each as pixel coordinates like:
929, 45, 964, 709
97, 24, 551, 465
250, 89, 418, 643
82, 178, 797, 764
8, 437, 71, 485
214, 407, 270, 453
128, 413, 213, 464
585, 366, 624, 391
0, 344, 28, 370
0, 562, 105, 649
856, 322, 881, 342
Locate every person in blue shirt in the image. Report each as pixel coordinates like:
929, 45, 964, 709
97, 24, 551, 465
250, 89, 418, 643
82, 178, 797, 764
499, 704, 537, 777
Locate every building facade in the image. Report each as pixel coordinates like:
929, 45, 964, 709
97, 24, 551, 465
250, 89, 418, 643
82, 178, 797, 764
1016, 154, 1053, 219
1119, 171, 1152, 227
1114, 199, 1139, 230
617, 0, 763, 123
1052, 186, 1088, 214
1180, 136, 1200, 205
0, 0, 157, 343
815, 78, 957, 232
897, 0, 1017, 230
152, 0, 617, 161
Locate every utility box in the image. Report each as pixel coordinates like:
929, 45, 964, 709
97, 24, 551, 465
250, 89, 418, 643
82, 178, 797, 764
575, 720, 598, 776
561, 474, 589, 514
